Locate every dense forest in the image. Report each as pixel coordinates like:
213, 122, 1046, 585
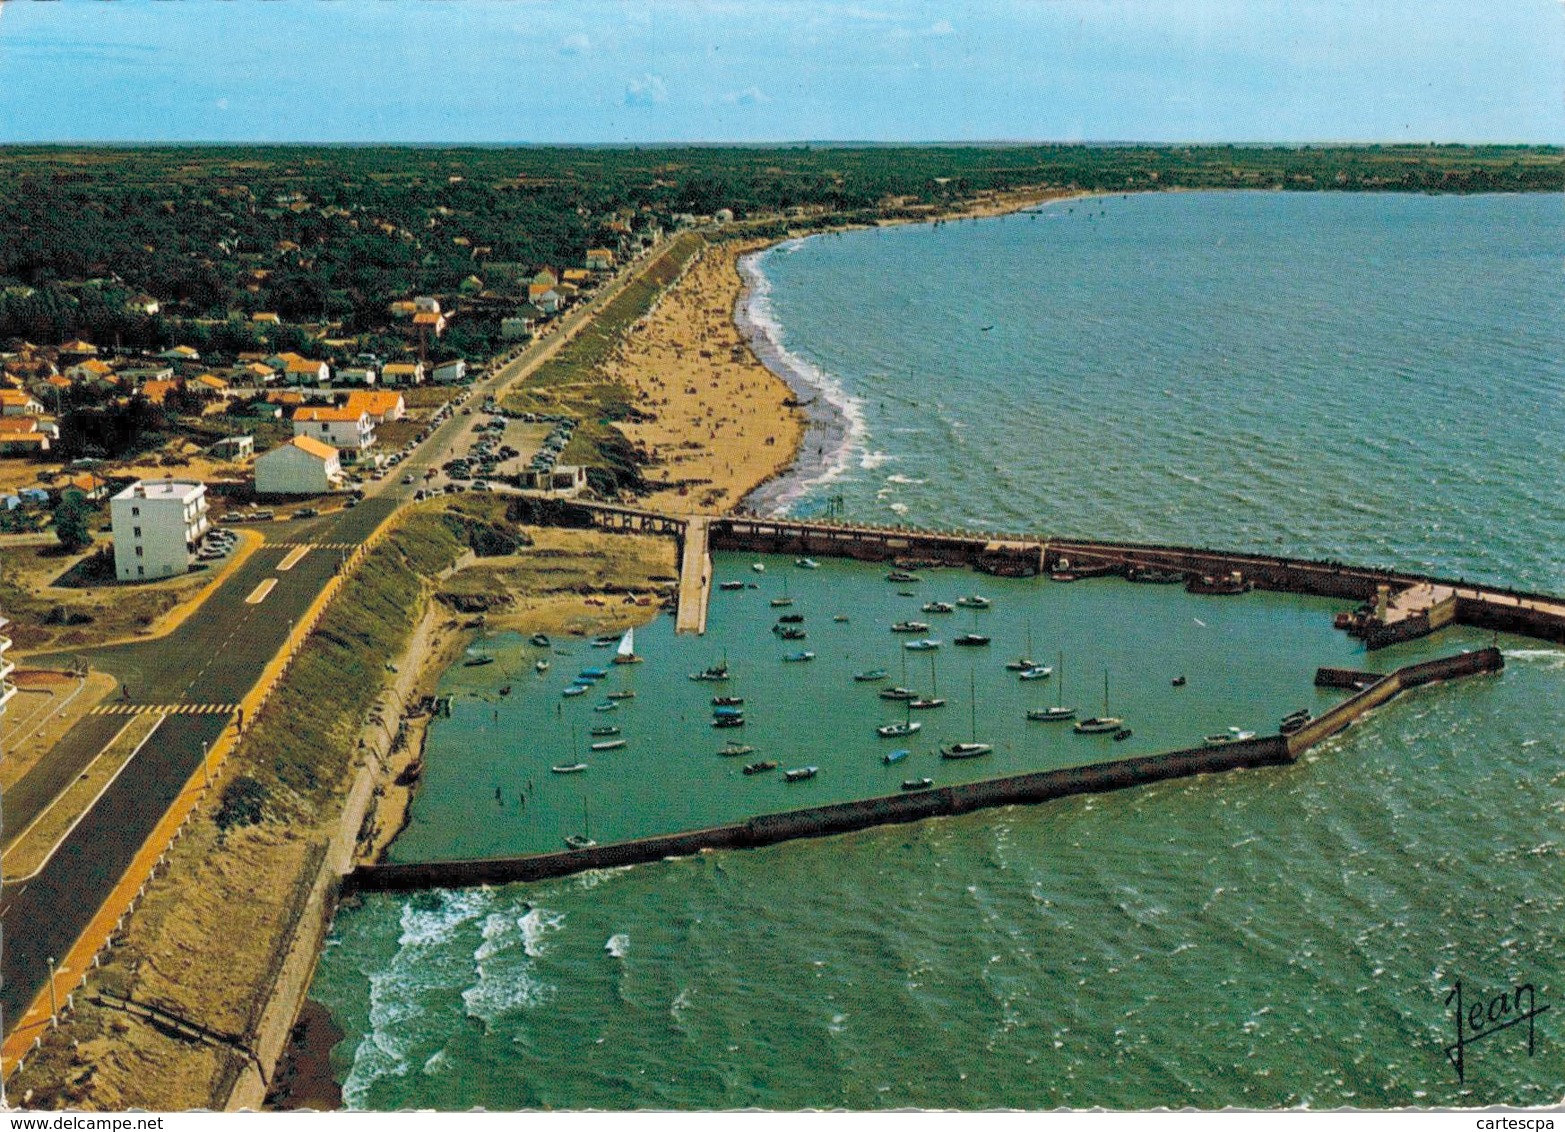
0, 144, 1558, 350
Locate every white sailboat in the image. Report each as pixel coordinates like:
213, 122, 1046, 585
611, 626, 642, 665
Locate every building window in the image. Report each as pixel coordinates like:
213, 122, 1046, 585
132, 506, 140, 517
133, 526, 141, 538
137, 565, 144, 577
135, 545, 143, 557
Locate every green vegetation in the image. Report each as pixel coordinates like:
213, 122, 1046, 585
1, 145, 1556, 352
215, 775, 269, 832
51, 489, 94, 550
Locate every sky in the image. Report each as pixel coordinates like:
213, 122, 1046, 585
0, 0, 1560, 144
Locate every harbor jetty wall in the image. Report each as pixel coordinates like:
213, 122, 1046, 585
578, 505, 1565, 649
345, 648, 1502, 895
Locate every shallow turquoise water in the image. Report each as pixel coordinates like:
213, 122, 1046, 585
314, 193, 1565, 1109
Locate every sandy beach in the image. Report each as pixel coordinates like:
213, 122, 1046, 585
608, 240, 807, 515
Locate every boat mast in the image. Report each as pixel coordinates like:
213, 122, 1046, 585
969, 668, 978, 742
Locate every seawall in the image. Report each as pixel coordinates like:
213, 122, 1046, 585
346, 648, 1502, 895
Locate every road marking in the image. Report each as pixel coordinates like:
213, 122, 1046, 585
246, 578, 279, 604
278, 544, 312, 571
4, 716, 163, 884
90, 703, 238, 716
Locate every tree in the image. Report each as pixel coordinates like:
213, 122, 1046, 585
53, 489, 95, 551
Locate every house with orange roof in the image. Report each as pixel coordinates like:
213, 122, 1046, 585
0, 417, 51, 454
380, 361, 427, 386
282, 356, 330, 385
59, 339, 98, 358
292, 404, 375, 451
586, 248, 616, 271
194, 373, 231, 395
563, 268, 592, 285
412, 310, 448, 335
255, 435, 342, 494
0, 390, 45, 416
65, 357, 115, 383
343, 390, 405, 424
139, 379, 180, 405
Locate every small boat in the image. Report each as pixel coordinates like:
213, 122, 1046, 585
796, 558, 820, 569
776, 627, 807, 640
879, 686, 918, 700
751, 562, 766, 573
611, 628, 642, 665
771, 596, 795, 608
591, 739, 627, 751
590, 725, 621, 737
1028, 706, 1077, 722
922, 601, 955, 614
1280, 708, 1311, 724
886, 570, 920, 583
898, 590, 917, 598
854, 669, 889, 682
499, 685, 512, 696
1074, 717, 1122, 734
1203, 728, 1257, 746
712, 715, 747, 729
743, 760, 779, 775
578, 667, 610, 681
1113, 728, 1134, 742
955, 595, 992, 609
782, 651, 815, 662
940, 742, 993, 759
901, 778, 935, 791
712, 705, 744, 718
908, 697, 945, 710
1171, 675, 1187, 687
535, 659, 551, 673
783, 766, 819, 782
530, 633, 551, 648
463, 655, 496, 668
719, 581, 746, 591
689, 663, 731, 682
1073, 670, 1122, 734
833, 615, 850, 623
562, 684, 590, 697
551, 763, 588, 774
904, 639, 941, 651
1280, 714, 1312, 736
1004, 658, 1036, 672
592, 635, 620, 648
712, 695, 745, 706
953, 633, 991, 647
877, 720, 922, 738
606, 690, 637, 700
1126, 567, 1186, 584
564, 834, 597, 850
777, 614, 805, 624
1018, 666, 1052, 681
593, 701, 619, 713
883, 748, 910, 764
891, 620, 930, 634
1187, 572, 1252, 595
719, 742, 756, 757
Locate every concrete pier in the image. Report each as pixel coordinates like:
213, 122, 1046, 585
675, 515, 711, 635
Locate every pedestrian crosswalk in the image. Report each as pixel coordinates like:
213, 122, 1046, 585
91, 703, 238, 716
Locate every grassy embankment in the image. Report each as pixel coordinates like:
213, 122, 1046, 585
501, 230, 705, 495
8, 506, 472, 1110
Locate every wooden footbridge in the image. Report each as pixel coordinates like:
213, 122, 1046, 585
566, 500, 1565, 648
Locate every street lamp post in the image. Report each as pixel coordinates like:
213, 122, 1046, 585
201, 740, 211, 788
46, 956, 59, 1027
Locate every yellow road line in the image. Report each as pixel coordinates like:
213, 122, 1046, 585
245, 578, 278, 605
278, 545, 312, 572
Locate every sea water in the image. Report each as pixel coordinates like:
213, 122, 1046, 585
313, 193, 1565, 1109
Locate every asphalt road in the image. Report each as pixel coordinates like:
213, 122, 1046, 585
0, 241, 667, 1033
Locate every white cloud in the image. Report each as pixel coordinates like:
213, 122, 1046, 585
559, 33, 590, 56
624, 73, 669, 107
721, 85, 770, 106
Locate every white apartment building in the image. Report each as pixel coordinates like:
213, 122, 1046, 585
292, 405, 376, 451
111, 479, 210, 582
